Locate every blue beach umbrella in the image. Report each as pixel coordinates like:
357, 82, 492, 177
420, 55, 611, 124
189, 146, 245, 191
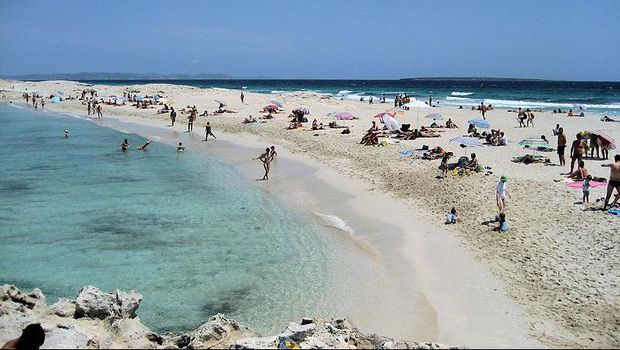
450, 136, 483, 148
467, 119, 490, 129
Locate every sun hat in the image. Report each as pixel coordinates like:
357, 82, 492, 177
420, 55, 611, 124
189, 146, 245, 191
500, 175, 507, 182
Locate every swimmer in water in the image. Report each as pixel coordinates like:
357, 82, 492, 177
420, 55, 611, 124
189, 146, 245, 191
64, 130, 70, 138
177, 142, 185, 152
121, 139, 129, 151
138, 139, 152, 151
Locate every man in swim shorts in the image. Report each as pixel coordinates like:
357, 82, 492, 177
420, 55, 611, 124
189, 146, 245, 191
602, 154, 620, 210
557, 127, 566, 166
121, 139, 129, 152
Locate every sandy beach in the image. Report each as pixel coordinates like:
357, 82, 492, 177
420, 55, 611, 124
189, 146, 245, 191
1, 80, 619, 348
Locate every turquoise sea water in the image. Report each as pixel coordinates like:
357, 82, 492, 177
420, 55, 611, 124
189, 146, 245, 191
0, 103, 372, 333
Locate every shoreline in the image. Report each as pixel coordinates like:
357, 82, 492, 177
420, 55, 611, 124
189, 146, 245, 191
0, 101, 540, 348
2, 79, 619, 347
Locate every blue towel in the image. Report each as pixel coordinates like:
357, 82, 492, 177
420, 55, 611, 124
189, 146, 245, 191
608, 208, 620, 216
399, 150, 414, 156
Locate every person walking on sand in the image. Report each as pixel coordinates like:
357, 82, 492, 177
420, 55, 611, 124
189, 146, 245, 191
557, 127, 567, 166
40, 98, 45, 109
170, 107, 176, 126
204, 122, 216, 141
496, 175, 510, 213
601, 154, 620, 210
255, 147, 271, 180
569, 133, 587, 174
480, 102, 487, 119
240, 91, 244, 104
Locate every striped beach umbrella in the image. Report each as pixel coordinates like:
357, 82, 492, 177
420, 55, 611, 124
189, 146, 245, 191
270, 100, 284, 108
295, 106, 310, 115
590, 130, 616, 149
467, 119, 490, 129
374, 112, 396, 118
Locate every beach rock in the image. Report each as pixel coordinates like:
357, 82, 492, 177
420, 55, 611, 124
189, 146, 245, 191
0, 285, 459, 349
0, 284, 46, 310
74, 286, 142, 320
49, 298, 76, 318
185, 313, 257, 349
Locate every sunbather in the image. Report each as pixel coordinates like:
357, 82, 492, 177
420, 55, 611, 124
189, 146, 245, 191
567, 160, 588, 180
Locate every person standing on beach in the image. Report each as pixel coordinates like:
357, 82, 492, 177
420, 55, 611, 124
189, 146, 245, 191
480, 102, 486, 119
25, 93, 29, 104
429, 95, 433, 106
204, 122, 216, 141
255, 148, 271, 180
589, 133, 600, 159
96, 105, 103, 119
601, 154, 620, 210
170, 107, 176, 126
41, 98, 45, 109
240, 91, 244, 104
187, 111, 195, 132
569, 134, 587, 174
496, 175, 510, 213
87, 101, 92, 115
270, 146, 277, 161
557, 127, 567, 166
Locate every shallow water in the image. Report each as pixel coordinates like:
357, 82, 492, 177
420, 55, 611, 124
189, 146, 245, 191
0, 104, 385, 334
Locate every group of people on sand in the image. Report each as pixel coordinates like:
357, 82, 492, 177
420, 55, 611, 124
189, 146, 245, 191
22, 93, 46, 110
86, 100, 103, 118
515, 108, 536, 127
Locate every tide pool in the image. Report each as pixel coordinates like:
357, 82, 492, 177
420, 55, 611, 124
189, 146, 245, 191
0, 104, 378, 334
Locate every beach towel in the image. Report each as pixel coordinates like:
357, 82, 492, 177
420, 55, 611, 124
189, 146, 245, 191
608, 208, 620, 216
399, 149, 414, 156
563, 180, 607, 189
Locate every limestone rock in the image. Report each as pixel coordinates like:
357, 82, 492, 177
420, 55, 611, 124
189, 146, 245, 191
185, 313, 257, 349
49, 298, 76, 318
74, 286, 142, 320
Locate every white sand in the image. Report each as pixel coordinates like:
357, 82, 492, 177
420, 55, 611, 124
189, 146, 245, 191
1, 80, 619, 348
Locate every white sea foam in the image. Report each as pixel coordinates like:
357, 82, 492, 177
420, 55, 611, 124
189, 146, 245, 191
241, 86, 247, 89
451, 91, 474, 96
211, 87, 231, 91
443, 97, 620, 110
336, 90, 353, 96
314, 212, 355, 235
271, 90, 285, 94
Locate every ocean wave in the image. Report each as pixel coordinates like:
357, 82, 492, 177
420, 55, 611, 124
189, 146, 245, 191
336, 90, 353, 96
451, 91, 474, 96
211, 87, 231, 91
443, 97, 620, 110
270, 90, 285, 94
241, 86, 247, 89
314, 212, 354, 235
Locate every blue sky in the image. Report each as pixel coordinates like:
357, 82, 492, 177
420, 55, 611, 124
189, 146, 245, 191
1, 0, 618, 80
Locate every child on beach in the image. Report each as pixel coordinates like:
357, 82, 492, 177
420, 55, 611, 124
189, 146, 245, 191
445, 208, 457, 224
493, 212, 508, 232
582, 175, 592, 204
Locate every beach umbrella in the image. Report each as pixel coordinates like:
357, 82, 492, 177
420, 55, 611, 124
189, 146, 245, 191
263, 104, 279, 112
425, 113, 444, 121
519, 137, 549, 149
270, 100, 284, 108
450, 136, 483, 148
333, 112, 356, 120
590, 130, 616, 148
215, 100, 227, 108
467, 119, 490, 129
374, 112, 396, 118
295, 106, 310, 115
382, 115, 401, 131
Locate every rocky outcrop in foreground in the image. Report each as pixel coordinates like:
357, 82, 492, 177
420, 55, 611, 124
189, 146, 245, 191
0, 285, 458, 349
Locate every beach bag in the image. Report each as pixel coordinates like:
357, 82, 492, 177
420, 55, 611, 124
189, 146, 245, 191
457, 156, 469, 167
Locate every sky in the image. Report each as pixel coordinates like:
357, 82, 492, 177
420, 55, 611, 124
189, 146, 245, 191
0, 0, 619, 80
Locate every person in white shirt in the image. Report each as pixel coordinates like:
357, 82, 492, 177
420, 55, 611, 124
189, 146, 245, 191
499, 132, 508, 146
496, 175, 510, 213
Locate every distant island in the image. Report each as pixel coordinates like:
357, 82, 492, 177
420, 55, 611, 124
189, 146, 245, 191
400, 77, 552, 82
0, 72, 267, 81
